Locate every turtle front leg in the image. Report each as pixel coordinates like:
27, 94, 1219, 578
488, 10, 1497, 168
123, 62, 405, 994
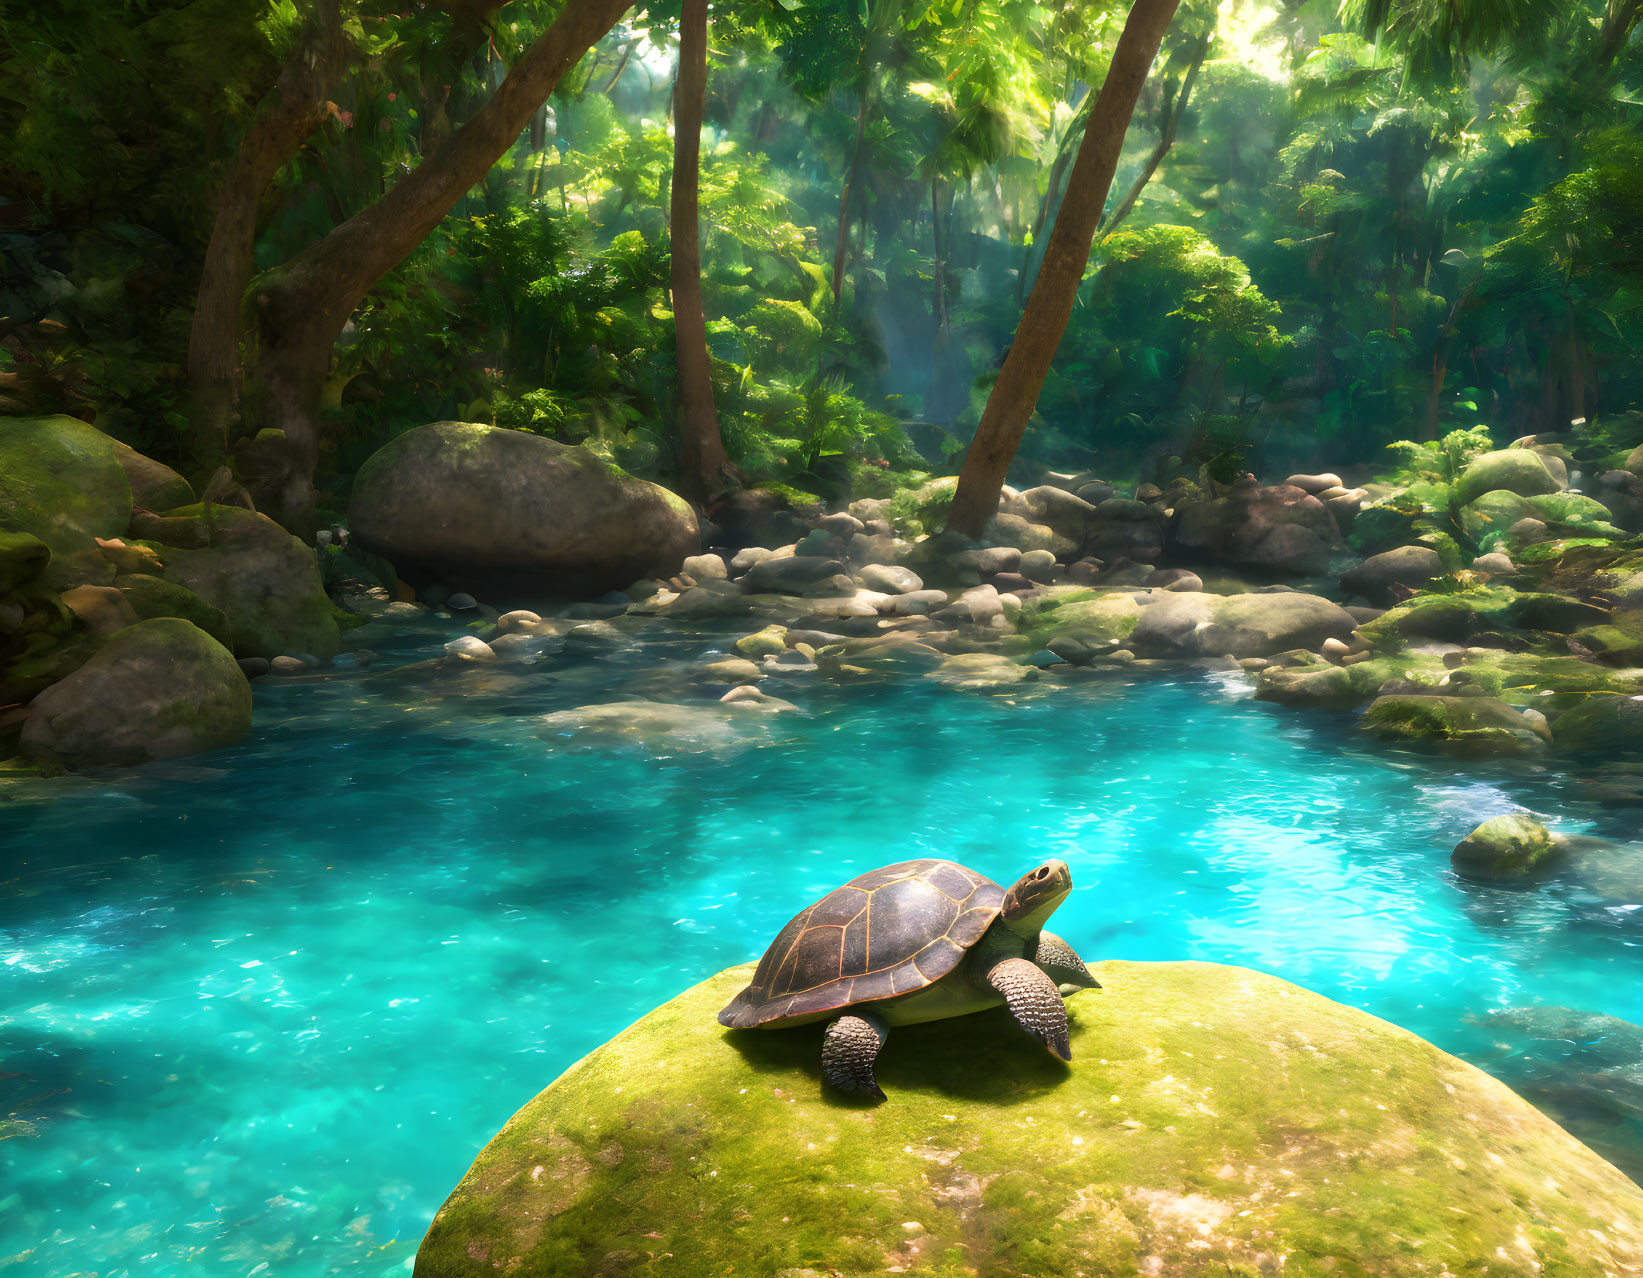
988, 957, 1071, 1061
1035, 931, 1101, 994
822, 1011, 889, 1101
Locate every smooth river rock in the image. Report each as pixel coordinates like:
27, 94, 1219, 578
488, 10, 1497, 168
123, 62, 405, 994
349, 422, 699, 595
413, 963, 1643, 1277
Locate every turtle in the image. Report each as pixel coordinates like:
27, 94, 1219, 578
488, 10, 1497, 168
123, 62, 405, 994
718, 857, 1099, 1100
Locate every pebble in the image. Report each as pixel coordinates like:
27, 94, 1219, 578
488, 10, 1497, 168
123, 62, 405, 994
446, 592, 478, 611
698, 657, 763, 684
1321, 637, 1351, 659
1019, 549, 1058, 584
729, 546, 775, 574
269, 655, 307, 674
237, 657, 271, 679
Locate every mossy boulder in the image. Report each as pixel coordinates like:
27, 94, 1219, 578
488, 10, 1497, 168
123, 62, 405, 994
113, 573, 232, 650
1024, 591, 1141, 663
414, 962, 1643, 1278
1452, 813, 1563, 878
1363, 694, 1551, 754
1461, 489, 1627, 547
1551, 693, 1643, 751
109, 440, 193, 512
142, 504, 340, 659
18, 618, 250, 766
0, 414, 132, 584
1253, 656, 1415, 706
1452, 448, 1565, 507
349, 422, 700, 594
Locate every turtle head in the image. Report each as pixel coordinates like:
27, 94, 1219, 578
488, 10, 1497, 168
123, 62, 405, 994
999, 860, 1071, 938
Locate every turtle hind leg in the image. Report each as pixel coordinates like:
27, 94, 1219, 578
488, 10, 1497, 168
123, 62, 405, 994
822, 1012, 889, 1101
1035, 930, 1101, 993
988, 957, 1072, 1062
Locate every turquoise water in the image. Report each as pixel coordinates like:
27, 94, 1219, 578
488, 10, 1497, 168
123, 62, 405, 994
3, 619, 1642, 1275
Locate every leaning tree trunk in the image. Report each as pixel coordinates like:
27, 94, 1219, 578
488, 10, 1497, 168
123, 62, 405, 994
185, 0, 346, 478
247, 0, 633, 536
945, 0, 1181, 539
671, 0, 735, 501
831, 85, 871, 309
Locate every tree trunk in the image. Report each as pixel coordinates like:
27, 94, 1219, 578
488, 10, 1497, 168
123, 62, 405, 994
671, 0, 735, 502
832, 86, 871, 308
1100, 32, 1208, 236
249, 0, 632, 535
185, 0, 346, 477
945, 0, 1181, 539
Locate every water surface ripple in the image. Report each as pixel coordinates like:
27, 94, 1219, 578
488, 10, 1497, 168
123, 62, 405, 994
3, 624, 1641, 1275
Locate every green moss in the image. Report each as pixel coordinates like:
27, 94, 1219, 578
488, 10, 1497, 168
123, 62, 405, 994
1024, 592, 1141, 649
1452, 813, 1561, 878
0, 531, 50, 594
0, 415, 132, 584
1363, 694, 1549, 754
114, 573, 232, 649
414, 964, 1643, 1278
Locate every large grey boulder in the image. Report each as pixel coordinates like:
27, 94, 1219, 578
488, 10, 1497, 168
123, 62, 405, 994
1169, 483, 1340, 577
1131, 591, 1358, 658
19, 618, 251, 766
349, 422, 699, 595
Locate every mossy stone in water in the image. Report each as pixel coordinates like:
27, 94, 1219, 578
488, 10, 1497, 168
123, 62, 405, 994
1363, 694, 1550, 754
414, 963, 1643, 1278
0, 415, 132, 582
1453, 813, 1562, 878
1453, 449, 1564, 507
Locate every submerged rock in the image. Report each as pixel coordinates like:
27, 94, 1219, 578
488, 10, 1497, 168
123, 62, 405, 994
19, 618, 250, 766
1452, 812, 1563, 878
535, 699, 788, 755
349, 421, 699, 594
414, 963, 1643, 1278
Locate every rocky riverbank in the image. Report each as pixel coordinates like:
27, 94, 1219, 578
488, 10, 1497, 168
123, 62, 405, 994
5, 416, 1642, 782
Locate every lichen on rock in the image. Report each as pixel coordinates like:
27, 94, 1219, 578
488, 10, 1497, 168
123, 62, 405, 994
414, 962, 1643, 1278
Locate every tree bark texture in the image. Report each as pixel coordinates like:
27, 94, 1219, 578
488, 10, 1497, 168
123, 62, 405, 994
250, 0, 632, 534
185, 0, 346, 478
671, 0, 734, 501
945, 0, 1181, 539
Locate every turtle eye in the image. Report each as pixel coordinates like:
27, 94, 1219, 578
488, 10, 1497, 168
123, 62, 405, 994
1034, 866, 1049, 880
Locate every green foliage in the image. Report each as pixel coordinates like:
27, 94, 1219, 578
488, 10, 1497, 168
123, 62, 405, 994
1381, 425, 1497, 487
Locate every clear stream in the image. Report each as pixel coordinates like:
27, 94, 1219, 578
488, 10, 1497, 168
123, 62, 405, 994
3, 617, 1641, 1276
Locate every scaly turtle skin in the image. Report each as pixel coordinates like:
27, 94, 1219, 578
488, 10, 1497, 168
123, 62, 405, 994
719, 858, 1098, 1100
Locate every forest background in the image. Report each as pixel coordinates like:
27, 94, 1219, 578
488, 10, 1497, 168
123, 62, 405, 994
2, 0, 1640, 539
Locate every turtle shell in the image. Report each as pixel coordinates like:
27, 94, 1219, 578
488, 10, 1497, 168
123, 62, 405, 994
718, 859, 1005, 1029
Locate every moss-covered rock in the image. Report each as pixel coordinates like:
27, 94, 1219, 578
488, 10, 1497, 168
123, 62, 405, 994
142, 504, 340, 659
0, 414, 132, 584
1551, 693, 1643, 751
1452, 813, 1563, 878
1364, 694, 1551, 754
18, 618, 250, 766
1253, 655, 1415, 706
109, 440, 193, 512
114, 573, 232, 650
0, 530, 50, 594
415, 962, 1643, 1278
1024, 590, 1141, 662
1452, 448, 1565, 506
